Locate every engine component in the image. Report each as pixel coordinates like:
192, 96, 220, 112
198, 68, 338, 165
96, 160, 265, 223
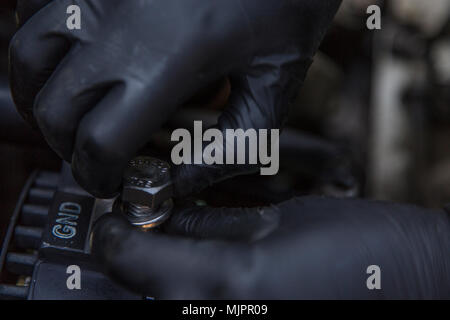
0, 165, 141, 300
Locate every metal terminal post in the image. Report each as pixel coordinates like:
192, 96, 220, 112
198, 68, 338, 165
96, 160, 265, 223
117, 156, 174, 230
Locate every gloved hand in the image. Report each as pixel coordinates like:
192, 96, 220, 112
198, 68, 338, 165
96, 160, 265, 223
9, 0, 342, 198
92, 196, 450, 299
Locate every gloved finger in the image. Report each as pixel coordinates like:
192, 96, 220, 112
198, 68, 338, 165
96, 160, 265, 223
9, 0, 79, 127
70, 80, 151, 198
33, 44, 122, 162
70, 49, 222, 198
91, 213, 253, 299
164, 204, 280, 242
15, 0, 52, 27
173, 52, 312, 197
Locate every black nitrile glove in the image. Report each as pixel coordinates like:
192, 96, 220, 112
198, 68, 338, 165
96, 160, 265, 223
92, 196, 450, 299
9, 0, 342, 198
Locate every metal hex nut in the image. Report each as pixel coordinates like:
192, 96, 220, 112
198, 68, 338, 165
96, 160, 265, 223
122, 181, 173, 209
121, 157, 173, 209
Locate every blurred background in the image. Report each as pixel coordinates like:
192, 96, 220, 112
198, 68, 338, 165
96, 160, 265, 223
0, 0, 449, 242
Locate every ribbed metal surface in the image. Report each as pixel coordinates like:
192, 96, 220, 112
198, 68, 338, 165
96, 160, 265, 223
0, 285, 29, 300
0, 170, 58, 300
6, 253, 38, 276
20, 204, 49, 228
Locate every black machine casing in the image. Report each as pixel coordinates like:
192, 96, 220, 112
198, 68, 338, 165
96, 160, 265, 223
0, 164, 141, 300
